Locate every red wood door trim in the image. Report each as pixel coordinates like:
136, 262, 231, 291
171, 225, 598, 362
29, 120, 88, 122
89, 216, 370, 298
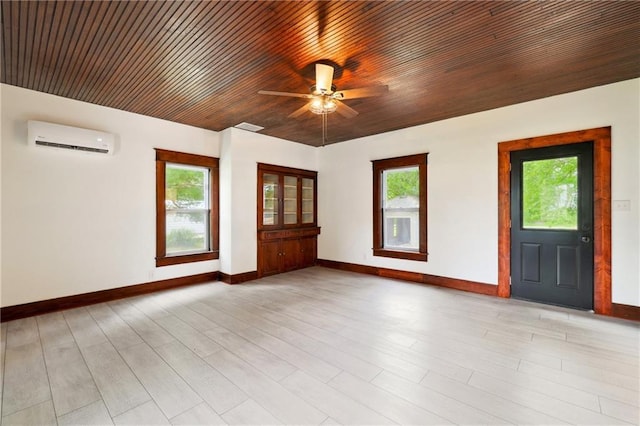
498, 127, 612, 314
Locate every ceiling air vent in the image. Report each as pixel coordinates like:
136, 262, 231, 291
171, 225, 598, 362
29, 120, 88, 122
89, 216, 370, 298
234, 122, 264, 132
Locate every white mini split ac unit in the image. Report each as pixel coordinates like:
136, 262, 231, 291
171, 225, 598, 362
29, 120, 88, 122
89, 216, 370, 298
27, 120, 115, 155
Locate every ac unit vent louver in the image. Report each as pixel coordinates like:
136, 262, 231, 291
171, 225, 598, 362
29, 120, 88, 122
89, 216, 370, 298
28, 120, 115, 155
34, 140, 110, 154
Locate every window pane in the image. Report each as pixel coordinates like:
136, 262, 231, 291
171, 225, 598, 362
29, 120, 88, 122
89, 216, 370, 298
283, 175, 298, 225
166, 164, 208, 209
263, 173, 279, 226
166, 163, 210, 255
166, 211, 208, 254
522, 156, 578, 230
382, 166, 419, 250
302, 177, 314, 224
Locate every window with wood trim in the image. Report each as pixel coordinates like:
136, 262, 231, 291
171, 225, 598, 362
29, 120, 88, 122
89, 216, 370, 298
155, 149, 219, 267
372, 153, 428, 261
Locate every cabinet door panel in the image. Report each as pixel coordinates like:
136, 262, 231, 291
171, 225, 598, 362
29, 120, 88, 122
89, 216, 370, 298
283, 175, 299, 225
261, 173, 280, 227
301, 177, 315, 224
281, 239, 300, 272
259, 241, 281, 276
300, 237, 317, 268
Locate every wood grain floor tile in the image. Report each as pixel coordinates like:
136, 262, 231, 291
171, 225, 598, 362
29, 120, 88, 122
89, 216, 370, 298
1, 400, 56, 426
204, 349, 326, 425
220, 399, 282, 425
57, 400, 113, 426
421, 371, 568, 424
463, 354, 601, 411
1, 267, 637, 426
468, 371, 628, 424
234, 326, 341, 383
328, 371, 451, 425
371, 370, 510, 424
154, 340, 248, 414
204, 326, 297, 382
36, 312, 76, 349
2, 340, 51, 416
113, 400, 170, 425
87, 303, 144, 350
599, 396, 640, 424
42, 341, 101, 416
561, 358, 639, 391
63, 308, 108, 349
118, 342, 202, 419
5, 317, 39, 349
80, 341, 150, 417
519, 360, 640, 407
169, 402, 226, 425
109, 300, 176, 348
281, 370, 395, 425
155, 315, 222, 358
168, 305, 221, 332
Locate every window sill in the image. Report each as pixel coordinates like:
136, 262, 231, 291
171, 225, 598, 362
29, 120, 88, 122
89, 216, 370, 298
156, 251, 219, 267
373, 248, 428, 262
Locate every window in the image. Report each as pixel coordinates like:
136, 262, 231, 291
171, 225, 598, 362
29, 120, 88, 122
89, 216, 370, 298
372, 153, 428, 261
155, 149, 219, 266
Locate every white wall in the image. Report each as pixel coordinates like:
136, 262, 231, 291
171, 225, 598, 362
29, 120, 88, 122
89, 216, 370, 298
2, 79, 638, 308
318, 78, 640, 307
1, 85, 220, 307
219, 127, 318, 275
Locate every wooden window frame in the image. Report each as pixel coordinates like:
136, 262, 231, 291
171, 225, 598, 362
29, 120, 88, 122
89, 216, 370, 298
372, 153, 428, 261
155, 149, 219, 267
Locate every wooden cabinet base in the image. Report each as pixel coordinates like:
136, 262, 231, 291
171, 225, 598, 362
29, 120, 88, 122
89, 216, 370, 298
258, 228, 320, 277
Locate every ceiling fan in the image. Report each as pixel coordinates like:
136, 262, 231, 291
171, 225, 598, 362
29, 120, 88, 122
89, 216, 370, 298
258, 63, 388, 144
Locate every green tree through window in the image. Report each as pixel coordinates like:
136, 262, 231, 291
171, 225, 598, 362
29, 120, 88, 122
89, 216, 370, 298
385, 168, 419, 199
522, 156, 578, 229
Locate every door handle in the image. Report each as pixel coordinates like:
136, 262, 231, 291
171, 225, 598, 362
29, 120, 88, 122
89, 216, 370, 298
581, 236, 591, 243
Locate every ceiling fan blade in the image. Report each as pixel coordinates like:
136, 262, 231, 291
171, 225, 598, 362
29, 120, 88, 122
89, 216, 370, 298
288, 104, 309, 118
333, 85, 389, 100
316, 63, 334, 93
258, 90, 312, 99
335, 100, 359, 118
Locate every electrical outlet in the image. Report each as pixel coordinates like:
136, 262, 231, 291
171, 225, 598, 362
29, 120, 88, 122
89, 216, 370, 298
613, 200, 631, 211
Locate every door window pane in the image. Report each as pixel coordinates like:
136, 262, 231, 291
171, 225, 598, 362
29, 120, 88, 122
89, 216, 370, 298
382, 166, 419, 250
283, 175, 298, 225
263, 173, 279, 226
522, 156, 578, 229
165, 163, 210, 255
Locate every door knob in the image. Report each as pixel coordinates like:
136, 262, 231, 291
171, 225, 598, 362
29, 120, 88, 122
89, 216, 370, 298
581, 236, 591, 243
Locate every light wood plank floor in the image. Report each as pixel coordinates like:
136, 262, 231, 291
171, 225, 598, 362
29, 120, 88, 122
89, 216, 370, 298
1, 266, 638, 425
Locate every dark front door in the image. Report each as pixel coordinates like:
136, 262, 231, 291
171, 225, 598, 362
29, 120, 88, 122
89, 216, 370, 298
510, 142, 594, 309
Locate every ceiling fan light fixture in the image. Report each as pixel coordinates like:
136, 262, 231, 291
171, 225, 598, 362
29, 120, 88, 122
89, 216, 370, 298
309, 96, 337, 115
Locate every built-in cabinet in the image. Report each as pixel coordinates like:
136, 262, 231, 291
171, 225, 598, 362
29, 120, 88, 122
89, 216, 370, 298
257, 163, 320, 277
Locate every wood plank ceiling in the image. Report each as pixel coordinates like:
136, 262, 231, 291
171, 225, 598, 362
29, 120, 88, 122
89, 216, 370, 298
2, 1, 639, 146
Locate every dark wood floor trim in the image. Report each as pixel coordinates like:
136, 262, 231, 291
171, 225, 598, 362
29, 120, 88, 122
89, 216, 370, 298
611, 303, 640, 321
317, 259, 498, 296
0, 272, 220, 322
317, 259, 639, 322
219, 271, 259, 284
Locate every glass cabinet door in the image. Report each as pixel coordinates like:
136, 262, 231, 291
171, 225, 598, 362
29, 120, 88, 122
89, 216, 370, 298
262, 173, 279, 226
301, 177, 314, 224
283, 175, 298, 225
